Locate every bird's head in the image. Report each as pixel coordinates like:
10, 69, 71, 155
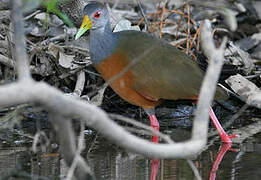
75, 1, 109, 40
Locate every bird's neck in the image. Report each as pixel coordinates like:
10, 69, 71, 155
89, 21, 118, 65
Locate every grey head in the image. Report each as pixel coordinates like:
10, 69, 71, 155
75, 1, 110, 39
75, 1, 119, 64
82, 1, 110, 31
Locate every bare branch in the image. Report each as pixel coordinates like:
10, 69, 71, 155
0, 55, 221, 159
0, 82, 203, 158
10, 0, 31, 80
136, 0, 150, 31
192, 20, 227, 141
1, 1, 235, 179
66, 122, 89, 180
32, 131, 50, 153
50, 114, 93, 180
0, 18, 228, 159
110, 114, 174, 143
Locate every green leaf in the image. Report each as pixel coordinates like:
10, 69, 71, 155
41, 0, 74, 28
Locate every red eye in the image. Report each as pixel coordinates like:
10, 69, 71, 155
94, 11, 101, 18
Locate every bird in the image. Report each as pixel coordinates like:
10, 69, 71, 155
75, 1, 235, 144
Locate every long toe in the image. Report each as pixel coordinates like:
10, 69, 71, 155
221, 134, 238, 144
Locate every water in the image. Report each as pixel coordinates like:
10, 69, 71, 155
84, 132, 261, 180
1, 127, 261, 179
0, 105, 260, 180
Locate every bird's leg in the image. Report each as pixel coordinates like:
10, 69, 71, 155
149, 114, 159, 143
144, 108, 160, 143
209, 107, 237, 144
193, 101, 237, 143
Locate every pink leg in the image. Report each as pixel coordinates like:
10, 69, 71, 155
149, 114, 160, 143
209, 107, 237, 143
150, 159, 160, 180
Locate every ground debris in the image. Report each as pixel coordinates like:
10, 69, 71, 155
0, 0, 260, 146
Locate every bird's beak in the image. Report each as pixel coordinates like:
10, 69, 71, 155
75, 15, 92, 40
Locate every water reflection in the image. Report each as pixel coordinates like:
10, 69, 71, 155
150, 159, 160, 180
209, 143, 238, 180
1, 131, 261, 179
85, 133, 236, 180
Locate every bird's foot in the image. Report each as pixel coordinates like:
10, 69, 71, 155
228, 147, 239, 152
221, 134, 238, 144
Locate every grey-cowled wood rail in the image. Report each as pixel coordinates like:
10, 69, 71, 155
75, 1, 235, 143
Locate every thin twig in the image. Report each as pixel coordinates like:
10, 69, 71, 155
192, 20, 227, 141
103, 45, 156, 89
11, 0, 31, 81
24, 10, 41, 20
187, 160, 202, 180
51, 114, 93, 180
32, 131, 50, 153
196, 23, 202, 51
112, 0, 120, 9
186, 4, 191, 54
137, 0, 150, 31
159, 2, 166, 39
110, 113, 202, 179
0, 18, 231, 161
66, 121, 88, 180
109, 114, 173, 143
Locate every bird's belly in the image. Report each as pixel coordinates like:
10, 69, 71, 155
94, 53, 160, 108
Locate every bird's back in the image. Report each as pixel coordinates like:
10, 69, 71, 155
114, 30, 228, 101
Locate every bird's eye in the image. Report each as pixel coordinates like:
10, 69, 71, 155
94, 11, 101, 18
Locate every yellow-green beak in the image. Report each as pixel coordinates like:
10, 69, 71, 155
75, 15, 93, 40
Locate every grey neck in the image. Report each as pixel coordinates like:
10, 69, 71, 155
89, 21, 118, 65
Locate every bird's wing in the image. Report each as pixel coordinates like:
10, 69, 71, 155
116, 30, 204, 100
